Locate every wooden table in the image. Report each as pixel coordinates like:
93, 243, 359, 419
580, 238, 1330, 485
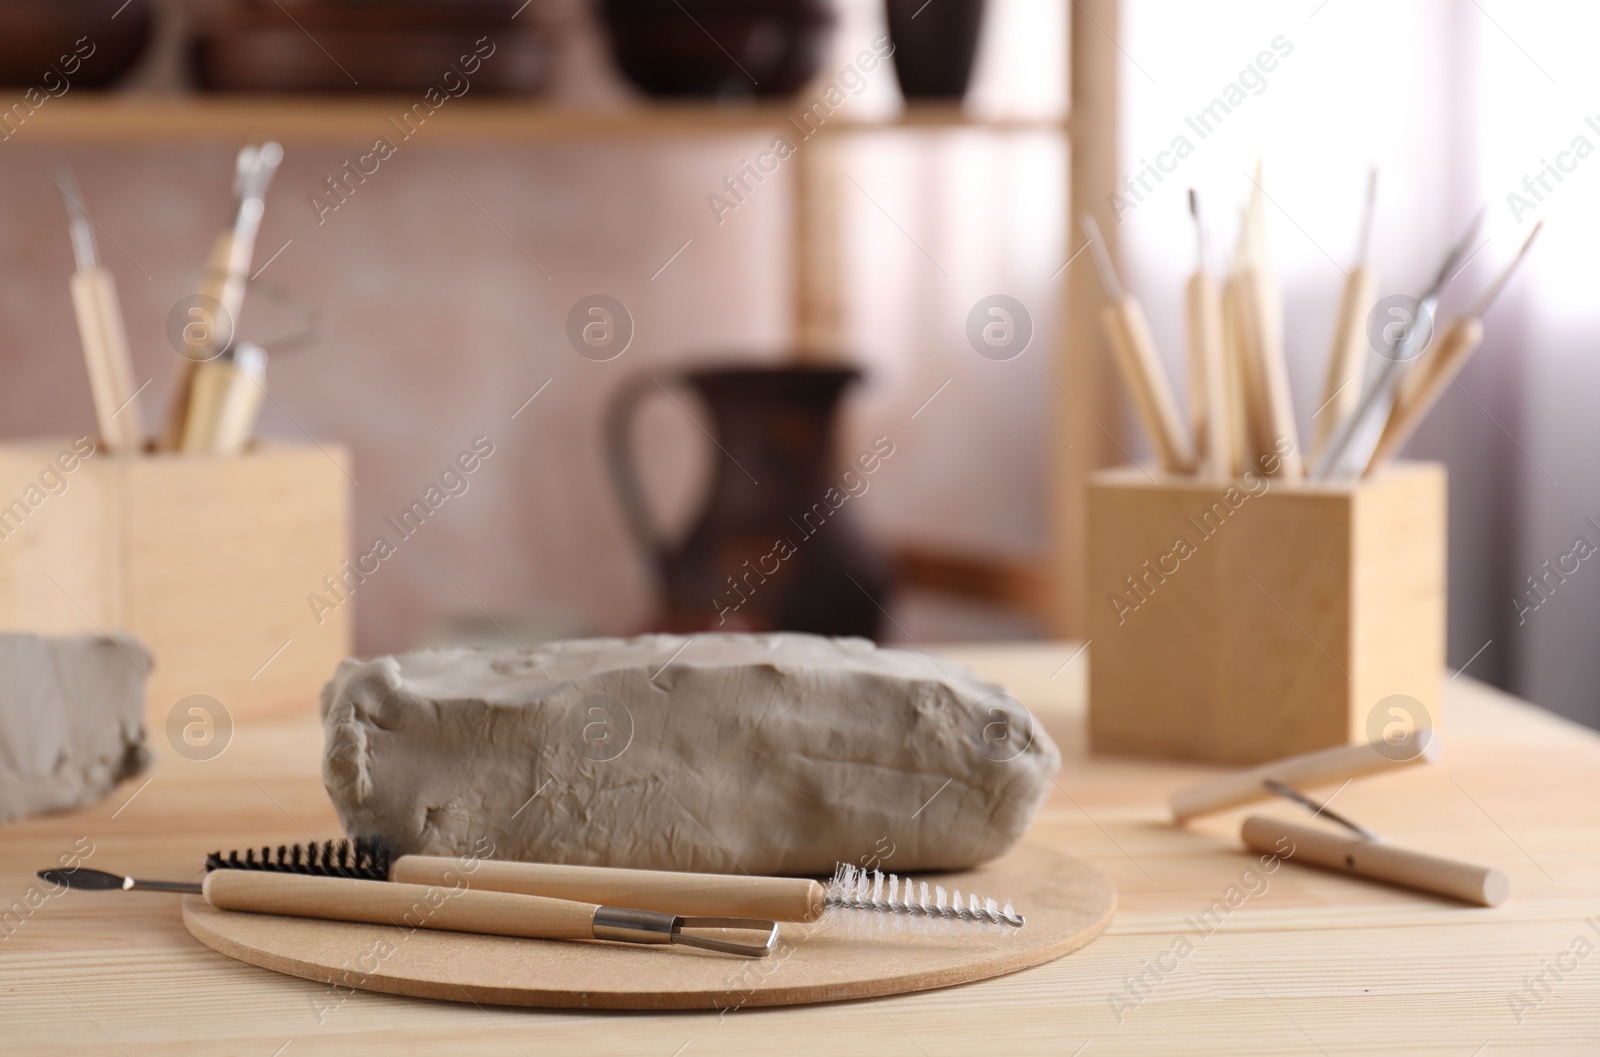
4, 643, 1597, 1055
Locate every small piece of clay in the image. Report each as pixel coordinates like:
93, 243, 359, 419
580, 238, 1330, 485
0, 632, 152, 824
322, 633, 1059, 875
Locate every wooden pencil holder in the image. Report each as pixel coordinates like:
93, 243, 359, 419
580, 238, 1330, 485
0, 439, 351, 728
1086, 460, 1445, 764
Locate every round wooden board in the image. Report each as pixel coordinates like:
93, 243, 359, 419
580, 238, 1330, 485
182, 842, 1115, 1010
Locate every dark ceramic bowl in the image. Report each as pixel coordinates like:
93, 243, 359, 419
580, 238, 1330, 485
601, 0, 834, 98
191, 1, 550, 94
0, 0, 152, 89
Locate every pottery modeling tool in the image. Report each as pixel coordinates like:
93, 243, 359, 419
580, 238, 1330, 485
1240, 793, 1508, 908
60, 171, 145, 453
1170, 731, 1507, 907
1235, 164, 1301, 477
1367, 222, 1542, 472
1312, 210, 1484, 480
197, 840, 1025, 928
1313, 170, 1379, 459
180, 343, 267, 455
1082, 213, 1196, 474
39, 860, 780, 958
1185, 190, 1232, 478
162, 142, 283, 452
1169, 728, 1439, 823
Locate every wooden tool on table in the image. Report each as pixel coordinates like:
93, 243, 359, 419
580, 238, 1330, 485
1185, 190, 1232, 478
195, 840, 1025, 927
1313, 170, 1379, 459
1312, 210, 1484, 481
60, 172, 144, 454
180, 343, 267, 455
1170, 728, 1439, 823
1082, 213, 1196, 474
40, 863, 780, 958
162, 142, 282, 452
1172, 731, 1508, 906
1368, 222, 1542, 472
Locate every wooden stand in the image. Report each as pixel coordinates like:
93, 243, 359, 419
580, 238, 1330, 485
0, 439, 350, 726
1086, 461, 1445, 764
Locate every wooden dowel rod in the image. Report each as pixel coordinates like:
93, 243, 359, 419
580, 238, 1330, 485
1242, 815, 1509, 907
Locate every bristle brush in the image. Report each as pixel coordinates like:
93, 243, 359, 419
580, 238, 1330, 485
200, 839, 1025, 928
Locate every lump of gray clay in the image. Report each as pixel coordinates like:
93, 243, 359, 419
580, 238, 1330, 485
322, 632, 1060, 875
0, 632, 152, 824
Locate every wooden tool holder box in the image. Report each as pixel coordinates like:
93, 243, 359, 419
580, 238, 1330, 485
1086, 461, 1445, 764
0, 439, 351, 727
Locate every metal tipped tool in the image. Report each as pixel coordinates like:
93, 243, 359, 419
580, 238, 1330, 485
1312, 210, 1485, 480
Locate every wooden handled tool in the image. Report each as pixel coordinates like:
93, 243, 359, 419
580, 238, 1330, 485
1170, 729, 1439, 823
180, 344, 267, 455
1366, 318, 1483, 470
1242, 815, 1509, 907
41, 866, 780, 957
161, 143, 282, 452
1082, 214, 1195, 474
393, 856, 827, 922
1185, 191, 1232, 478
60, 173, 144, 454
1235, 167, 1302, 478
1313, 172, 1379, 460
1367, 222, 1541, 473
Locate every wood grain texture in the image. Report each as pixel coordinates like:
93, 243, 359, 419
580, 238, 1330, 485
1087, 462, 1445, 763
183, 842, 1114, 1010
3, 643, 1598, 1054
0, 440, 351, 727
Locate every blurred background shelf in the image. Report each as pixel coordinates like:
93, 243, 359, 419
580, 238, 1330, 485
15, 97, 1067, 144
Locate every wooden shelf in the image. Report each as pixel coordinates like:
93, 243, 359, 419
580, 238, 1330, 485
10, 96, 1066, 146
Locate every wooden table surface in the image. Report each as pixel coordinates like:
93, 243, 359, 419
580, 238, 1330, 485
4, 642, 1598, 1055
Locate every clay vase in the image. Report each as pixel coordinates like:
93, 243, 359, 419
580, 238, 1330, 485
884, 0, 986, 100
605, 364, 892, 638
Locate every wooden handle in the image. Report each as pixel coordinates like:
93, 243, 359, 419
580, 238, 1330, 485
181, 353, 265, 455
202, 871, 601, 940
393, 857, 828, 923
1186, 271, 1231, 479
1368, 317, 1484, 472
1102, 298, 1195, 474
1242, 816, 1508, 907
1236, 270, 1302, 478
1170, 729, 1439, 822
70, 270, 143, 453
160, 232, 235, 451
1314, 265, 1377, 459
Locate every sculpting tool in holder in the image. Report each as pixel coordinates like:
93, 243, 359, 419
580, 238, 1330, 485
1368, 222, 1541, 471
1313, 169, 1379, 460
1313, 209, 1483, 480
1083, 213, 1196, 474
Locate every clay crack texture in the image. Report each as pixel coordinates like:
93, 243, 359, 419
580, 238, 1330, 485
321, 632, 1059, 874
